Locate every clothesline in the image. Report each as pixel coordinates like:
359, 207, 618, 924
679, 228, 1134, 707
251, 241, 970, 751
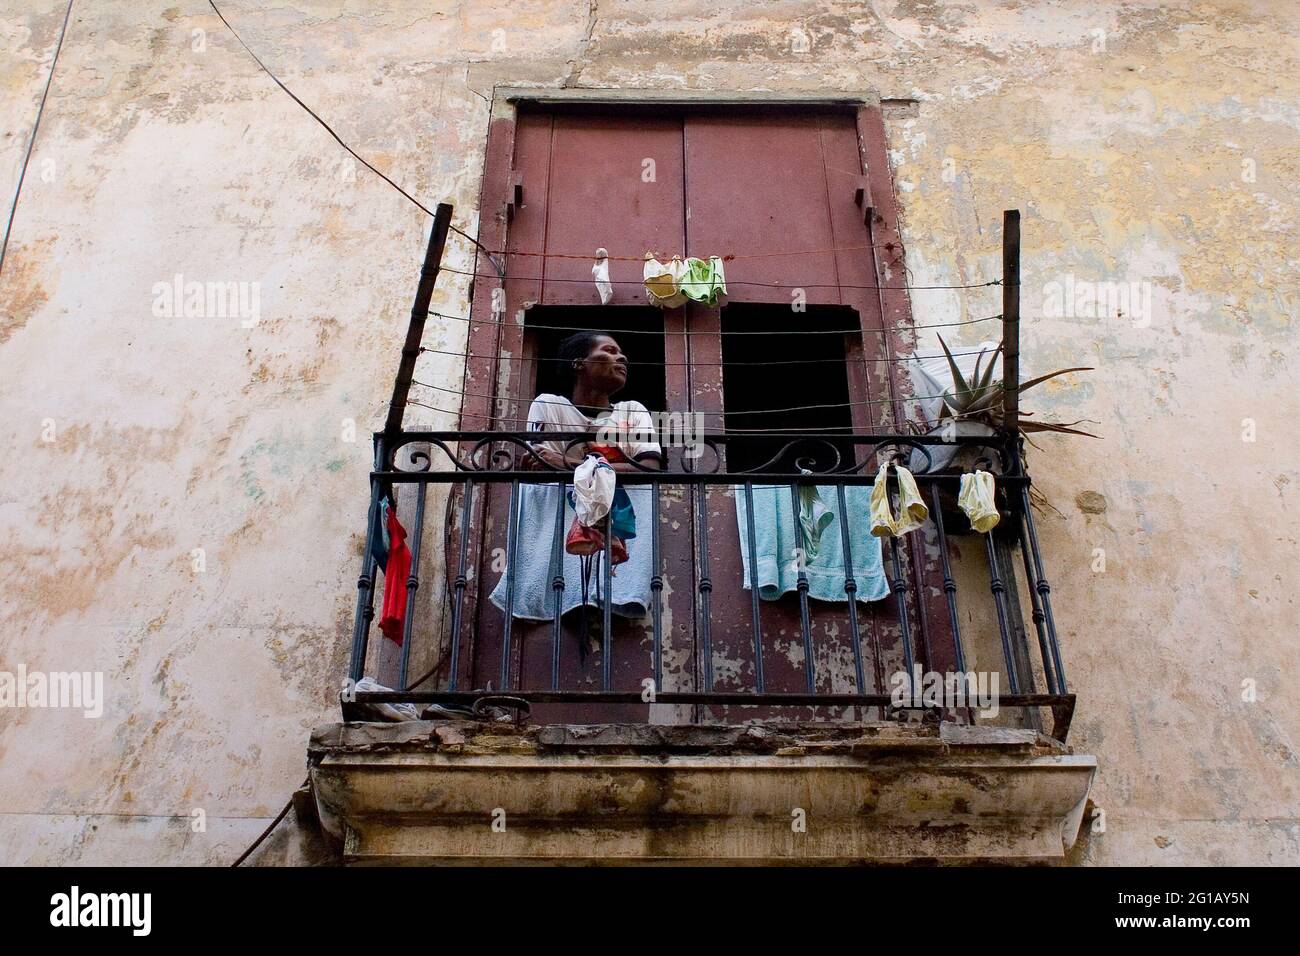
403, 398, 990, 434
411, 378, 967, 417
416, 343, 1001, 368
473, 243, 928, 263
426, 309, 1003, 335
438, 264, 1002, 293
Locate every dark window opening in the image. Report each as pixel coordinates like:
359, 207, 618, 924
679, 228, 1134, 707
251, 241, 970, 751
524, 306, 666, 413
720, 304, 856, 473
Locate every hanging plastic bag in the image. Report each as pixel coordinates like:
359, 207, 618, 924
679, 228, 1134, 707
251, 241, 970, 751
959, 469, 1000, 533
893, 464, 929, 535
870, 462, 930, 537
573, 454, 616, 526
869, 463, 896, 538
592, 248, 614, 305
680, 256, 728, 306
643, 254, 689, 308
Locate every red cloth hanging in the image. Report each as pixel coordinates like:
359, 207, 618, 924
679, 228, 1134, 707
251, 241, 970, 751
378, 503, 411, 645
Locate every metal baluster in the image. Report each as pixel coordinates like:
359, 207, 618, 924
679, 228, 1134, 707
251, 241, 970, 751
929, 484, 966, 674
348, 435, 386, 685
1020, 484, 1067, 693
601, 505, 614, 693
743, 483, 766, 694
447, 479, 474, 692
398, 480, 428, 688
650, 481, 664, 695
834, 483, 866, 696
984, 530, 1020, 694
882, 470, 916, 693
695, 482, 714, 692
789, 481, 816, 692
550, 480, 567, 690
1014, 506, 1057, 695
499, 479, 521, 691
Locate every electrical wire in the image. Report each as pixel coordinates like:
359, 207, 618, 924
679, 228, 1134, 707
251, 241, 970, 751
207, 0, 1003, 299
230, 776, 308, 867
205, 0, 1013, 437
208, 0, 504, 278
0, 0, 75, 281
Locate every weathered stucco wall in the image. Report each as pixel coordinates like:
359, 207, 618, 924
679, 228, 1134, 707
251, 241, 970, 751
0, 0, 1295, 864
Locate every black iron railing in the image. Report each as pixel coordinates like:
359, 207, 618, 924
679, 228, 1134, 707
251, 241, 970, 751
344, 429, 1075, 740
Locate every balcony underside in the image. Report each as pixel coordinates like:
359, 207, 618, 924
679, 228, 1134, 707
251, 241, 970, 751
308, 720, 1096, 865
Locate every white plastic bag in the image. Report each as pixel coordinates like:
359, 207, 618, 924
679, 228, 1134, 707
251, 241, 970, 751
643, 254, 689, 308
592, 248, 613, 305
573, 454, 616, 527
958, 469, 1000, 533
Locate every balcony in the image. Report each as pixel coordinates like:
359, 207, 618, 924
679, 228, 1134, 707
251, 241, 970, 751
306, 427, 1097, 864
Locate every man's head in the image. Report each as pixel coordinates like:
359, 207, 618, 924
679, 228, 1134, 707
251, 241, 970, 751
557, 330, 627, 398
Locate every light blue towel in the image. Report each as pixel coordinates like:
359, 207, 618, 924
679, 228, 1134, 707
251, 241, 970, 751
734, 484, 890, 603
489, 483, 654, 620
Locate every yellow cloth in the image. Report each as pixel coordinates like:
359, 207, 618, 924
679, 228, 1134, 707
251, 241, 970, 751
643, 255, 689, 308
958, 469, 1000, 533
869, 462, 929, 537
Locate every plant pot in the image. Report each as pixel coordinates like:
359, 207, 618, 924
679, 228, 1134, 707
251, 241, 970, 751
910, 421, 1002, 475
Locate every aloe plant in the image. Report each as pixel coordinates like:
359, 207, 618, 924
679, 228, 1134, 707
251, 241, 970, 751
937, 335, 1097, 437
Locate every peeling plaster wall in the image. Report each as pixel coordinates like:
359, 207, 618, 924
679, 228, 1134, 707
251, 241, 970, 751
0, 0, 1295, 865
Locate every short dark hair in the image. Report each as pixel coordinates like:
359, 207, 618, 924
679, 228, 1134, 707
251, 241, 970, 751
556, 330, 613, 397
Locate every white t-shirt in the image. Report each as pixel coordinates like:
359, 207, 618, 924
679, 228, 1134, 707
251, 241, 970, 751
526, 394, 661, 462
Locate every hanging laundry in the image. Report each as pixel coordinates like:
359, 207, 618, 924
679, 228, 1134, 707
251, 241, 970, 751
592, 247, 613, 305
369, 498, 391, 572
378, 502, 412, 644
609, 486, 637, 540
643, 254, 689, 308
679, 256, 728, 306
735, 484, 890, 604
958, 469, 1000, 533
869, 461, 929, 537
797, 483, 835, 560
642, 254, 728, 308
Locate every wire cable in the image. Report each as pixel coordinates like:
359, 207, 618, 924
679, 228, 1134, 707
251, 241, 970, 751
417, 344, 1001, 367
403, 397, 989, 435
208, 0, 505, 277
207, 0, 1000, 298
0, 0, 74, 281
424, 309, 1001, 336
438, 263, 1000, 293
230, 776, 308, 867
412, 378, 968, 417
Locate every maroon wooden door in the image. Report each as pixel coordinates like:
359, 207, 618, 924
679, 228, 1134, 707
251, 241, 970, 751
457, 101, 957, 725
682, 110, 909, 720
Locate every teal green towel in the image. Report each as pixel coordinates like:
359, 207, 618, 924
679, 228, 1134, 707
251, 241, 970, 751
734, 484, 890, 603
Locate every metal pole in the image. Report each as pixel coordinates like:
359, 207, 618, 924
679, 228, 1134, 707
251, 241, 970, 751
1002, 209, 1021, 434
385, 203, 453, 436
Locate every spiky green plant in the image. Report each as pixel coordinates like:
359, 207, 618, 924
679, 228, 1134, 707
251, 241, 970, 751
937, 335, 1097, 437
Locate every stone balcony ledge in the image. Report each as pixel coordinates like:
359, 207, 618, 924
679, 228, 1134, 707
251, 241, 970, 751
308, 720, 1096, 865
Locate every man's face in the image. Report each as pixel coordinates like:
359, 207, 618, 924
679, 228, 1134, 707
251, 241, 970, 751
580, 335, 628, 395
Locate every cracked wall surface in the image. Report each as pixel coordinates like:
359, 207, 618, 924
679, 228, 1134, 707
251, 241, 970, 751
0, 0, 1295, 864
